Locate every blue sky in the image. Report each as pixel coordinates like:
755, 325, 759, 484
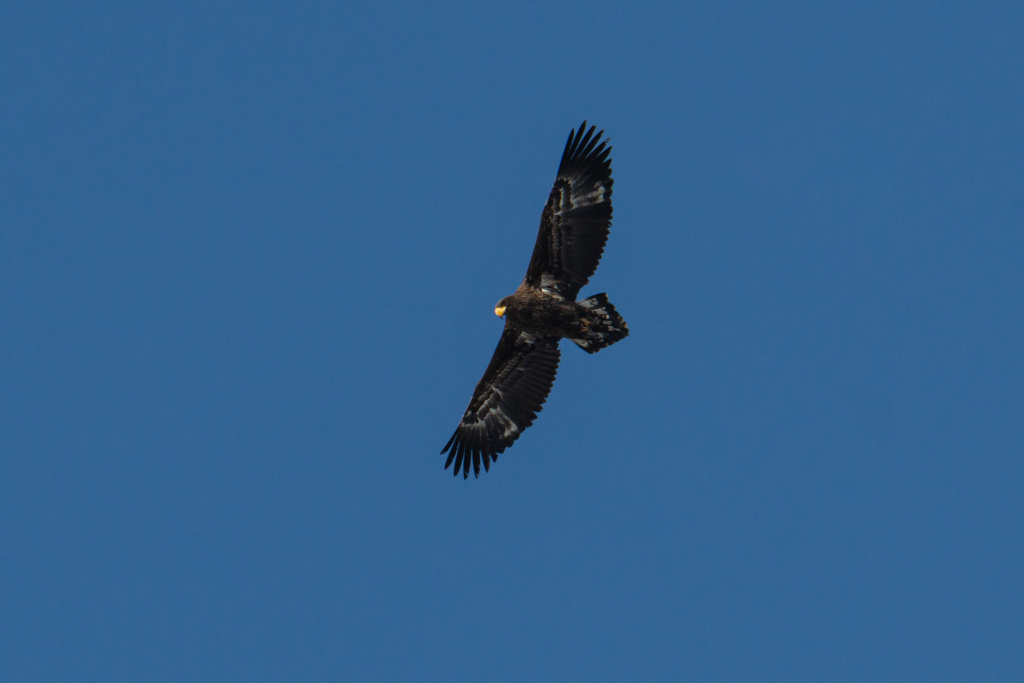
3, 2, 1023, 680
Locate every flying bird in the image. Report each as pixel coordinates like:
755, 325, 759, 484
442, 122, 629, 478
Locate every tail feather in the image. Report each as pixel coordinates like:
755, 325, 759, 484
572, 293, 628, 353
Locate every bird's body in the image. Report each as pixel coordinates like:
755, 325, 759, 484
442, 122, 628, 478
499, 285, 582, 338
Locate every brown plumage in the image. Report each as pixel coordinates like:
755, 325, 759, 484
441, 122, 629, 478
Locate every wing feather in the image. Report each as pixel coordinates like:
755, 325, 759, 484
441, 328, 560, 478
524, 121, 614, 300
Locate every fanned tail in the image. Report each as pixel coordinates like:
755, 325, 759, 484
571, 293, 628, 354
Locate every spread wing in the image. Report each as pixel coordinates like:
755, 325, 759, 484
524, 121, 614, 301
441, 329, 560, 478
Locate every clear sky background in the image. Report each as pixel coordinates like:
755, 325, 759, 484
3, 2, 1023, 681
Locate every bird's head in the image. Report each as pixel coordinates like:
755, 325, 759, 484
494, 296, 511, 318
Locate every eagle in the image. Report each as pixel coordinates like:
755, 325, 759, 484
441, 122, 629, 478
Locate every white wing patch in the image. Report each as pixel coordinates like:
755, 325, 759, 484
539, 273, 561, 294
587, 183, 607, 204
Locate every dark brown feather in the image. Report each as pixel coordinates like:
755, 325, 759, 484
524, 122, 614, 300
442, 329, 560, 478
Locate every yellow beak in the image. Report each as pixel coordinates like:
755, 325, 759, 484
494, 306, 506, 318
